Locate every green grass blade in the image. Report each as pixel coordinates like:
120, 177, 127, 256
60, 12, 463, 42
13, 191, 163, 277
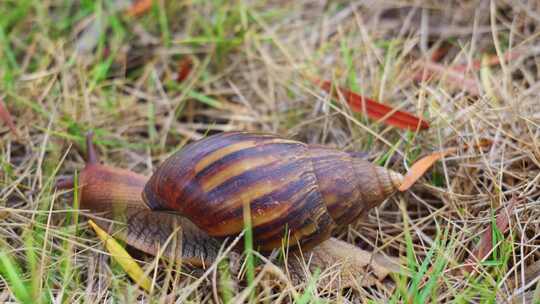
218, 258, 234, 304
242, 201, 255, 302
0, 250, 32, 304
295, 268, 321, 304
187, 90, 223, 109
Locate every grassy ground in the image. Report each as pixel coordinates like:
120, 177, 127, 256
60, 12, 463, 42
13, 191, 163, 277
1, 0, 540, 303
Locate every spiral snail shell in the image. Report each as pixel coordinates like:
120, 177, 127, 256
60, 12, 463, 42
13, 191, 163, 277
142, 131, 403, 252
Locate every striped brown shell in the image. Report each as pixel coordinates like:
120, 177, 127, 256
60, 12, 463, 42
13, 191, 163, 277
142, 132, 403, 251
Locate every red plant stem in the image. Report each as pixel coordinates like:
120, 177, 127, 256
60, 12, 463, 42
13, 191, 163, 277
414, 61, 480, 95
0, 100, 19, 138
413, 49, 522, 95
451, 49, 522, 73
176, 57, 193, 83
318, 80, 429, 130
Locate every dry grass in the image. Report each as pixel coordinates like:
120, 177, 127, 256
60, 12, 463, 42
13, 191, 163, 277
1, 1, 540, 303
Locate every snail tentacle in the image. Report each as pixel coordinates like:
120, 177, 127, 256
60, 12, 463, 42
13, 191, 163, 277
55, 177, 74, 190
55, 132, 100, 190
85, 131, 99, 165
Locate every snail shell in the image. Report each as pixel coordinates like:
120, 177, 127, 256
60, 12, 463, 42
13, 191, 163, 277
142, 132, 403, 251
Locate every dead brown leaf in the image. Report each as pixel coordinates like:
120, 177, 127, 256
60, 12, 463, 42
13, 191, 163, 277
126, 0, 154, 17
399, 139, 493, 191
287, 238, 402, 289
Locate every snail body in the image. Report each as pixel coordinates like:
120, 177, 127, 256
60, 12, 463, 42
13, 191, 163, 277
143, 132, 403, 251
55, 132, 403, 287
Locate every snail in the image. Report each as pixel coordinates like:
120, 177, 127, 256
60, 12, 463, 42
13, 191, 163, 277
141, 131, 404, 252
56, 133, 400, 287
59, 132, 403, 252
